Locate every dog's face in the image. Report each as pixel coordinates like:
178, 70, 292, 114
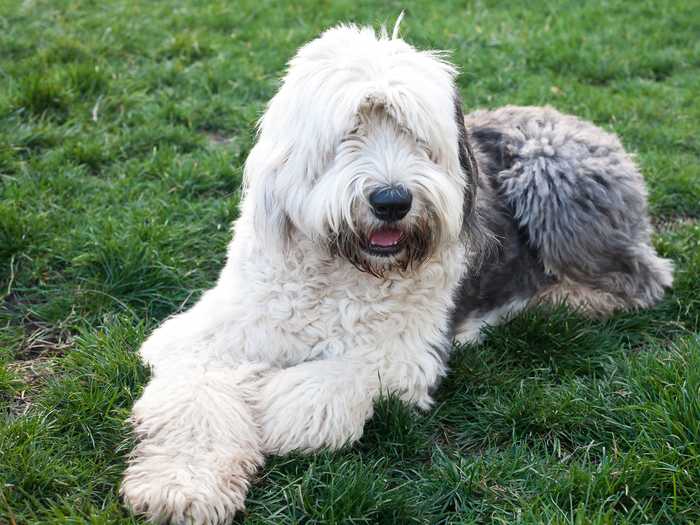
317, 105, 468, 275
243, 25, 478, 276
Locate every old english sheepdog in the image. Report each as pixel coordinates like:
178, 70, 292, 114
121, 22, 673, 524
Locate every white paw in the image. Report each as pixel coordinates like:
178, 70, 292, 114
258, 364, 375, 455
121, 451, 260, 525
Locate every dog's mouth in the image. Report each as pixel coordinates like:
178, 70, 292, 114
363, 227, 404, 257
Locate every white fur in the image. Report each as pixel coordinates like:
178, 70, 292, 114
454, 298, 530, 345
122, 24, 469, 524
243, 24, 465, 249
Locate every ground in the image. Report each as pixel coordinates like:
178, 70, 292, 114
1, 0, 699, 523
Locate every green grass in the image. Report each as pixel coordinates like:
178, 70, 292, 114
1, 0, 699, 523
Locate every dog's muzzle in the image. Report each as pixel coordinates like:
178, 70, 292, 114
365, 186, 413, 257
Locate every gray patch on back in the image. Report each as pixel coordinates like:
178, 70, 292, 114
451, 105, 673, 331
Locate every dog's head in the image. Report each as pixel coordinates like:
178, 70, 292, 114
243, 24, 479, 276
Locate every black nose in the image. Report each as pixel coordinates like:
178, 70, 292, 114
369, 186, 413, 222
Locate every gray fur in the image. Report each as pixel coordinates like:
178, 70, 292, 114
452, 105, 673, 327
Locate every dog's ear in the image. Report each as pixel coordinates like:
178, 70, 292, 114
243, 145, 293, 252
453, 94, 479, 219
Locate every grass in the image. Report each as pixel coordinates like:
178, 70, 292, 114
1, 0, 699, 522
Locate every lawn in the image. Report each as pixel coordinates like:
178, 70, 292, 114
1, 0, 700, 523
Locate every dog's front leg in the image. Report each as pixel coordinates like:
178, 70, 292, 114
121, 286, 271, 524
257, 359, 380, 454
121, 364, 266, 525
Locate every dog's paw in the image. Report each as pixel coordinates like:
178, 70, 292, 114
258, 363, 375, 455
121, 452, 258, 525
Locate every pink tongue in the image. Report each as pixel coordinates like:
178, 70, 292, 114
369, 228, 403, 247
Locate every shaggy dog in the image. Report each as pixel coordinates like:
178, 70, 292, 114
121, 22, 673, 524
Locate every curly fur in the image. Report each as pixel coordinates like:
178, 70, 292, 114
121, 24, 672, 524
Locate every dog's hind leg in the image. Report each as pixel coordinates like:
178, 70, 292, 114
467, 106, 673, 315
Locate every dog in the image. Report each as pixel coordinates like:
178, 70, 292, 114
121, 22, 673, 524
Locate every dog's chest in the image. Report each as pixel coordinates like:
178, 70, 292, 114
236, 244, 464, 366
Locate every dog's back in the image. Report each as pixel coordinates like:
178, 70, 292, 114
453, 106, 673, 343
